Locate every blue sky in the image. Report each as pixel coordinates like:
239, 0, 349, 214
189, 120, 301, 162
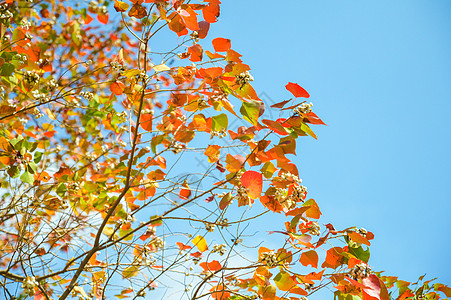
206, 0, 451, 290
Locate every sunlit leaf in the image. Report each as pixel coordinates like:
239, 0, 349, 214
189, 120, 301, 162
241, 170, 262, 199
285, 82, 310, 98
212, 37, 231, 52
300, 250, 319, 268
192, 235, 208, 252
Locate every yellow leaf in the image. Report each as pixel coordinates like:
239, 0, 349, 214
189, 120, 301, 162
153, 64, 171, 73
192, 235, 208, 252
122, 265, 139, 278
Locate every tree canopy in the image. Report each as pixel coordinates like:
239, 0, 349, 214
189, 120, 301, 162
0, 1, 449, 300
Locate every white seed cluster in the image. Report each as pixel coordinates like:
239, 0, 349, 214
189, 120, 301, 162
0, 5, 13, 19
218, 218, 229, 228
235, 71, 254, 88
135, 71, 149, 82
308, 221, 321, 236
33, 108, 43, 119
46, 78, 58, 91
22, 276, 38, 296
289, 185, 307, 202
150, 236, 164, 249
21, 19, 31, 30
190, 31, 199, 42
280, 172, 301, 183
205, 223, 215, 232
236, 186, 249, 204
294, 102, 313, 115
210, 91, 228, 102
89, 1, 108, 14
31, 90, 50, 103
260, 250, 278, 267
111, 61, 126, 74
210, 128, 227, 139
80, 91, 94, 101
212, 243, 226, 256
357, 227, 368, 237
24, 71, 40, 85
349, 263, 371, 280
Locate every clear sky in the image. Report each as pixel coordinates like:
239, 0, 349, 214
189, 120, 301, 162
205, 0, 451, 291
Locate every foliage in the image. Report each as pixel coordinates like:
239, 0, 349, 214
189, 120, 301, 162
0, 0, 448, 300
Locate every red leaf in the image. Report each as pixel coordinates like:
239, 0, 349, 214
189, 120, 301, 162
205, 195, 215, 203
361, 274, 390, 300
240, 170, 263, 199
270, 99, 291, 109
321, 247, 345, 269
212, 37, 231, 52
128, 3, 147, 19
200, 260, 222, 272
188, 44, 203, 62
179, 7, 199, 31
110, 81, 125, 95
176, 242, 192, 251
285, 82, 310, 98
97, 13, 109, 24
198, 21, 210, 39
202, 3, 220, 23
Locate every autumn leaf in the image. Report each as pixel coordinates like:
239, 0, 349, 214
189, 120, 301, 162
192, 235, 208, 252
300, 250, 319, 268
240, 170, 263, 199
200, 260, 222, 272
110, 80, 125, 95
114, 0, 129, 12
128, 3, 147, 19
285, 82, 310, 98
212, 37, 231, 52
122, 266, 139, 278
204, 145, 221, 163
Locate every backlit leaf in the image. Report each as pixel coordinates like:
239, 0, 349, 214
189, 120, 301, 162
114, 0, 129, 12
192, 235, 208, 252
300, 250, 319, 268
285, 82, 310, 98
241, 170, 262, 199
212, 37, 231, 52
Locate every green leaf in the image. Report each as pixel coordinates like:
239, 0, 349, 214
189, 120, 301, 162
211, 113, 228, 131
348, 245, 370, 263
1, 63, 15, 76
34, 152, 42, 163
300, 123, 317, 139
240, 100, 262, 125
20, 171, 34, 184
56, 182, 67, 196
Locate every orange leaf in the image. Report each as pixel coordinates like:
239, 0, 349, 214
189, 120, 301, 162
321, 247, 345, 269
349, 231, 371, 246
176, 242, 192, 251
110, 81, 125, 95
212, 37, 231, 52
300, 250, 319, 268
128, 3, 147, 19
114, 0, 130, 12
204, 145, 221, 163
188, 44, 203, 62
140, 113, 153, 131
97, 13, 109, 24
240, 170, 262, 199
200, 260, 222, 272
285, 82, 310, 98
225, 154, 244, 172
179, 6, 199, 31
